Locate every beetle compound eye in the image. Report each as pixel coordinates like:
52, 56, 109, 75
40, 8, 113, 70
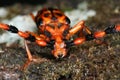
65, 17, 71, 24
36, 18, 43, 26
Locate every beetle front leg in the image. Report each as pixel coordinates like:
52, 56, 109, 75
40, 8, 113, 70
0, 23, 52, 47
0, 23, 46, 43
0, 23, 32, 39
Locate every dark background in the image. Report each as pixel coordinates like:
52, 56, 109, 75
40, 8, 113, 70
0, 0, 81, 9
0, 0, 47, 6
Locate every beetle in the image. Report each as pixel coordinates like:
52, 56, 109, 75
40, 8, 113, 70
0, 8, 120, 69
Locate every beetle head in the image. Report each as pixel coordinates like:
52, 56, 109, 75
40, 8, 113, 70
52, 41, 67, 59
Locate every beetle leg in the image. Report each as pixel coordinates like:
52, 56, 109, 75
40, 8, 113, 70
92, 24, 120, 45
21, 40, 48, 70
69, 34, 93, 46
0, 23, 50, 46
66, 20, 93, 39
0, 23, 51, 47
0, 23, 34, 40
67, 24, 120, 46
94, 24, 120, 38
84, 26, 92, 35
76, 24, 120, 43
21, 40, 33, 70
73, 37, 86, 45
30, 13, 35, 21
79, 24, 120, 43
66, 20, 85, 39
78, 26, 92, 38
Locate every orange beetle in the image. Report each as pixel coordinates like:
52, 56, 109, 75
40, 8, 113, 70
0, 8, 120, 69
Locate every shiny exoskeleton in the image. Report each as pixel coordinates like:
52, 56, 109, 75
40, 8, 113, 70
0, 8, 120, 69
